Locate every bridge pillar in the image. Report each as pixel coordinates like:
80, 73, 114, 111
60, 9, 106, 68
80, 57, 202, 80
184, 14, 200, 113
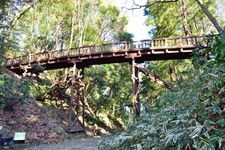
132, 59, 140, 119
68, 63, 85, 132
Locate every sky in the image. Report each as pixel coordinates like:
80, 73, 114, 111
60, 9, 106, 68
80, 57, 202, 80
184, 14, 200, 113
114, 0, 151, 41
112, 0, 225, 40
218, 0, 225, 19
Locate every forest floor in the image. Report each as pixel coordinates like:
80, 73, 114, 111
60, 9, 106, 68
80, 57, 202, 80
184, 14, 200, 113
12, 134, 101, 150
0, 100, 68, 144
0, 93, 103, 149
0, 71, 104, 149
0, 100, 102, 150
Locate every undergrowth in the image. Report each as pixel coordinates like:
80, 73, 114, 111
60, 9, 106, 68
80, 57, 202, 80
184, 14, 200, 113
99, 34, 225, 149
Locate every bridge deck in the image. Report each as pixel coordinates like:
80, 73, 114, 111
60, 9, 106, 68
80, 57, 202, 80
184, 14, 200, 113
6, 36, 208, 74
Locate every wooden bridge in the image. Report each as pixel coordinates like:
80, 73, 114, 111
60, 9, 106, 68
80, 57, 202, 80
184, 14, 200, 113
5, 35, 211, 132
6, 35, 210, 74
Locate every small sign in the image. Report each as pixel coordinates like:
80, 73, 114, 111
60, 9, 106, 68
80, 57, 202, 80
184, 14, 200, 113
14, 132, 26, 142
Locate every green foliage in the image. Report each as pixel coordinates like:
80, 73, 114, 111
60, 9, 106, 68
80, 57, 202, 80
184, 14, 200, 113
0, 1, 8, 72
141, 59, 193, 104
99, 35, 225, 149
6, 0, 128, 55
85, 63, 133, 127
115, 32, 134, 42
0, 74, 32, 110
0, 37, 4, 73
0, 0, 130, 130
145, 0, 222, 37
29, 79, 49, 101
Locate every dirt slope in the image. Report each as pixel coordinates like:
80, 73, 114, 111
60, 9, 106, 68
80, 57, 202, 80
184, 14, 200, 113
0, 100, 68, 144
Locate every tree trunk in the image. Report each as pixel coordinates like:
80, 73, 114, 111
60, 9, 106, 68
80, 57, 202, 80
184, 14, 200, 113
196, 0, 223, 33
180, 0, 191, 36
69, 13, 75, 48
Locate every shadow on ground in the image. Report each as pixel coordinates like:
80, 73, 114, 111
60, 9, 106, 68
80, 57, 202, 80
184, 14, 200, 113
10, 133, 101, 150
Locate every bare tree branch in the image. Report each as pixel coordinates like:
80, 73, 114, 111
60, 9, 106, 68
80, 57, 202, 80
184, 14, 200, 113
122, 0, 178, 10
9, 0, 41, 31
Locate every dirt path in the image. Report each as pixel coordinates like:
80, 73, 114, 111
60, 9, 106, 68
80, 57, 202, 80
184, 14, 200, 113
14, 134, 101, 150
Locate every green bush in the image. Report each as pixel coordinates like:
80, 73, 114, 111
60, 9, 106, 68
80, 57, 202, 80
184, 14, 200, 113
0, 74, 32, 110
99, 35, 225, 149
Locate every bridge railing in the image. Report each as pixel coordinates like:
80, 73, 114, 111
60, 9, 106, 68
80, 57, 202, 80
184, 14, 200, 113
6, 35, 211, 66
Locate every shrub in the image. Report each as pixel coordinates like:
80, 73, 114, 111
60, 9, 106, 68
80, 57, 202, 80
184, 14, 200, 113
0, 74, 32, 110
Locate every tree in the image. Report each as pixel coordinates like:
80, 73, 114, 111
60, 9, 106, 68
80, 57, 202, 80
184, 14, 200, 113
129, 0, 224, 35
4, 0, 133, 130
99, 30, 225, 150
136, 0, 225, 104
6, 0, 128, 55
196, 0, 224, 33
115, 32, 134, 42
99, 1, 225, 149
83, 31, 134, 128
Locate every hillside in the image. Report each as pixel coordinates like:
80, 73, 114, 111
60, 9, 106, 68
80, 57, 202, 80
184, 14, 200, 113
0, 71, 68, 145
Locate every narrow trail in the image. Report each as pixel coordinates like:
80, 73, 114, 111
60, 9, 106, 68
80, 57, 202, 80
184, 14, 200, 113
14, 134, 101, 150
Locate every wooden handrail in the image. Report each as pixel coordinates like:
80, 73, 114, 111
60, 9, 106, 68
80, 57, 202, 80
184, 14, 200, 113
6, 35, 215, 66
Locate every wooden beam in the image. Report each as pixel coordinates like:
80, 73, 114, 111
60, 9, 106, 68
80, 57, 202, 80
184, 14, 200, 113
135, 64, 173, 90
68, 64, 85, 132
69, 63, 76, 130
132, 59, 140, 119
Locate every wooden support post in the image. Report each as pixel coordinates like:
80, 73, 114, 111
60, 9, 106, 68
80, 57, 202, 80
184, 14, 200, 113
22, 67, 28, 77
80, 68, 85, 128
132, 59, 140, 119
68, 64, 85, 132
69, 63, 76, 130
179, 37, 183, 47
165, 38, 168, 47
69, 82, 74, 126
29, 53, 31, 62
